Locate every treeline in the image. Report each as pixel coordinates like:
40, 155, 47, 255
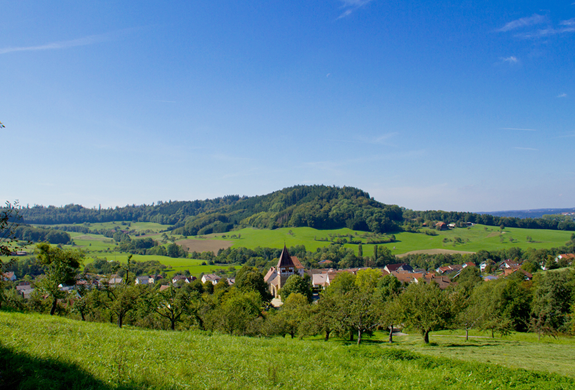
6, 185, 575, 236
12, 225, 71, 245
3, 250, 575, 344
8, 186, 404, 235
117, 237, 188, 258
12, 197, 242, 225
404, 209, 575, 231
191, 243, 396, 270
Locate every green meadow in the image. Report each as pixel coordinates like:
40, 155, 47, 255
199, 224, 573, 256
1, 311, 573, 389
7, 222, 571, 276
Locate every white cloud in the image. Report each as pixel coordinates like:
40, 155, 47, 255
501, 56, 518, 64
497, 14, 547, 32
557, 93, 568, 98
0, 33, 112, 55
336, 0, 375, 20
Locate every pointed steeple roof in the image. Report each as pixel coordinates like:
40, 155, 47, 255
277, 245, 295, 268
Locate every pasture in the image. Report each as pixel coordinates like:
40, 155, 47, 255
192, 224, 573, 257
1, 311, 573, 389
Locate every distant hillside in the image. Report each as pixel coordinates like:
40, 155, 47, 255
481, 208, 575, 219
174, 185, 403, 235
8, 185, 575, 234
13, 185, 404, 234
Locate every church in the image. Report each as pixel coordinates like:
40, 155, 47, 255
264, 245, 304, 298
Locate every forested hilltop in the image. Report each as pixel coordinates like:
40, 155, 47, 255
9, 185, 575, 234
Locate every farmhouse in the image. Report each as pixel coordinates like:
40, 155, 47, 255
201, 274, 221, 285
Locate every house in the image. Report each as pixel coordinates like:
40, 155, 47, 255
502, 268, 533, 280
384, 263, 413, 273
135, 276, 150, 285
435, 264, 463, 275
462, 262, 475, 268
172, 275, 191, 284
201, 274, 221, 285
448, 223, 456, 229
148, 275, 163, 284
1, 272, 16, 282
16, 282, 34, 298
555, 254, 575, 264
291, 256, 305, 276
266, 245, 300, 298
499, 260, 520, 270
435, 222, 448, 230
312, 273, 328, 289
483, 275, 499, 282
107, 275, 123, 286
227, 278, 235, 285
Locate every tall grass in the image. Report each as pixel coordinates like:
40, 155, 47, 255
1, 312, 573, 389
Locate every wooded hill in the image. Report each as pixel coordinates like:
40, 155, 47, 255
9, 185, 575, 234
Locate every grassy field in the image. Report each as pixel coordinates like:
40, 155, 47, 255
1, 311, 574, 389
6, 222, 571, 277
190, 224, 573, 257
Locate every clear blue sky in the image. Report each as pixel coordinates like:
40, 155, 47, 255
1, 1, 574, 212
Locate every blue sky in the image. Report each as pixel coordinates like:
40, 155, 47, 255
1, 1, 574, 212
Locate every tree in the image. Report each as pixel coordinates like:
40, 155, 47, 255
35, 243, 83, 315
302, 294, 339, 341
235, 265, 271, 301
530, 270, 575, 339
0, 201, 24, 308
274, 293, 310, 338
146, 285, 192, 330
206, 288, 262, 335
355, 268, 382, 293
279, 274, 312, 302
399, 281, 457, 344
338, 289, 383, 345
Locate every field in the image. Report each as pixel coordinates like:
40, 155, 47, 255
1, 311, 574, 389
192, 224, 573, 257
6, 222, 571, 276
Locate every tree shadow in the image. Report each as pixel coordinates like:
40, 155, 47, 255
0, 344, 146, 390
442, 343, 500, 348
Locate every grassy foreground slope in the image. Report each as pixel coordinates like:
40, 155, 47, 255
1, 312, 574, 390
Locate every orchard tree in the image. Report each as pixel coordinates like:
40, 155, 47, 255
145, 285, 193, 330
280, 274, 312, 302
35, 243, 83, 315
399, 281, 458, 344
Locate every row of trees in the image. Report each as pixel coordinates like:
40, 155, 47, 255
3, 245, 575, 344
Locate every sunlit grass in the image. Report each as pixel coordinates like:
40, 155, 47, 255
1, 312, 573, 389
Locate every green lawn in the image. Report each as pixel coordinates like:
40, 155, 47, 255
1, 311, 573, 389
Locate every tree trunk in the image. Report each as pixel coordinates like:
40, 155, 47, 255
423, 329, 430, 344
118, 313, 123, 328
465, 328, 469, 341
491, 328, 494, 339
388, 325, 393, 343
357, 330, 362, 345
171, 319, 176, 331
324, 330, 330, 341
80, 311, 86, 321
50, 297, 58, 315
349, 330, 354, 342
